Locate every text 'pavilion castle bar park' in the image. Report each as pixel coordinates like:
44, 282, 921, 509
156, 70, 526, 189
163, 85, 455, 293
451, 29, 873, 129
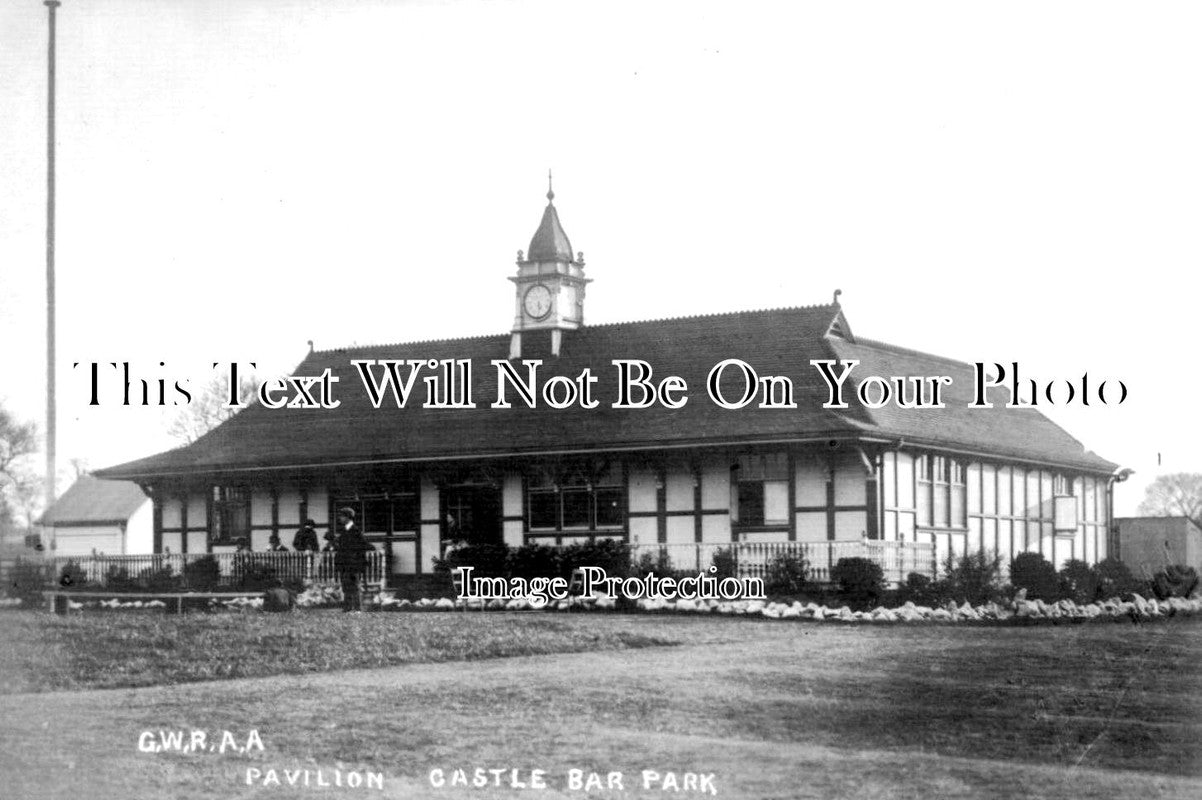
96, 185, 1122, 586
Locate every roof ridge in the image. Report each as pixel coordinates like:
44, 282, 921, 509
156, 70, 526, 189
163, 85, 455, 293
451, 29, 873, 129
585, 303, 837, 330
314, 331, 509, 355
851, 336, 977, 370
313, 304, 839, 355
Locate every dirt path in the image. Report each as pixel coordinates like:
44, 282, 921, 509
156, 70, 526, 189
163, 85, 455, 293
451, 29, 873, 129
2, 625, 1199, 800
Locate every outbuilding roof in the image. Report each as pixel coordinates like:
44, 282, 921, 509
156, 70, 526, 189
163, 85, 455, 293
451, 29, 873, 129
38, 474, 149, 525
96, 304, 1117, 481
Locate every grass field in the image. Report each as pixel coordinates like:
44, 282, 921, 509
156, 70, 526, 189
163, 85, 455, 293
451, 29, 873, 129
0, 610, 1199, 799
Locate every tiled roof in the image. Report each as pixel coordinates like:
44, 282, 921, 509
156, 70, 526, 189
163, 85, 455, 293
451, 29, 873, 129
96, 305, 1116, 480
826, 337, 1116, 471
38, 474, 148, 525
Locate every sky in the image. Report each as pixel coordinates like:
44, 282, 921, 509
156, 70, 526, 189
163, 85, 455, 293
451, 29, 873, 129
1, 0, 1199, 518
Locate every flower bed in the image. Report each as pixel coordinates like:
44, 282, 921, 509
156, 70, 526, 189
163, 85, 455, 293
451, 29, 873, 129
57, 583, 1202, 625
370, 590, 1202, 623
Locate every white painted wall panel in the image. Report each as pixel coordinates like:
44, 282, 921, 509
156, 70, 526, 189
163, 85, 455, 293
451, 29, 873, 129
700, 464, 729, 510
308, 489, 330, 525
628, 469, 657, 514
701, 514, 730, 543
795, 459, 826, 507
187, 494, 208, 528
833, 463, 865, 507
277, 489, 302, 526
251, 490, 274, 527
628, 517, 657, 546
420, 479, 439, 520
161, 498, 182, 530
503, 520, 523, 549
126, 502, 154, 554
666, 517, 693, 545
795, 511, 826, 542
834, 510, 866, 540
391, 541, 417, 575
420, 524, 440, 574
503, 474, 523, 517
186, 531, 207, 554
665, 471, 693, 512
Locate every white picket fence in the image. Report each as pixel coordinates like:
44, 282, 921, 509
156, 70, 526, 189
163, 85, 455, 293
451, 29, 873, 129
630, 539, 936, 584
42, 551, 386, 589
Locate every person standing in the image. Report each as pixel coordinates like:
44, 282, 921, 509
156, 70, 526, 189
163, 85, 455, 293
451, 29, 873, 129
292, 519, 320, 552
292, 518, 321, 581
334, 506, 369, 612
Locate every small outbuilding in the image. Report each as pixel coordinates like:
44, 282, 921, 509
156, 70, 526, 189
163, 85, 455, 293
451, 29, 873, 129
1112, 516, 1202, 578
37, 475, 152, 557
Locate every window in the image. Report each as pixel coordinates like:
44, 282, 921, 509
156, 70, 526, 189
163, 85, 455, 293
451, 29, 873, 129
732, 453, 789, 526
917, 456, 931, 526
933, 456, 949, 527
211, 486, 250, 545
335, 494, 419, 537
526, 463, 625, 532
915, 456, 966, 529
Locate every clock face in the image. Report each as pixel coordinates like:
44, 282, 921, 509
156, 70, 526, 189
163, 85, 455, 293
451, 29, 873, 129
524, 284, 553, 320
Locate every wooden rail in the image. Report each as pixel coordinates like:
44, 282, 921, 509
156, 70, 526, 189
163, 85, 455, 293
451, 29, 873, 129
629, 539, 937, 583
39, 551, 386, 591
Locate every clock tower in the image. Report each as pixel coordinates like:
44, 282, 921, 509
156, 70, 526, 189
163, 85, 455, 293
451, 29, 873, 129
509, 175, 590, 359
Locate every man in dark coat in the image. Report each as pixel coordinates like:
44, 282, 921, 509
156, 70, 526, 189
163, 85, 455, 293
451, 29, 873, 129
334, 507, 370, 612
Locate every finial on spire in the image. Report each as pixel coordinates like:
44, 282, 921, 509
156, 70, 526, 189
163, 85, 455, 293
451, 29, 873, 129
547, 169, 554, 202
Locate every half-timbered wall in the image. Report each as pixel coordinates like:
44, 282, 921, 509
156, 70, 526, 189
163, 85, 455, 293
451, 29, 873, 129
881, 450, 1110, 575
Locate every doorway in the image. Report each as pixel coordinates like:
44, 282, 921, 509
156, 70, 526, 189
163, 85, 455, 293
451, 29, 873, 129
444, 485, 502, 546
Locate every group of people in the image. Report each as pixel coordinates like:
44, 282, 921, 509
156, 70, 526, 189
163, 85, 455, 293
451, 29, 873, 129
233, 509, 371, 612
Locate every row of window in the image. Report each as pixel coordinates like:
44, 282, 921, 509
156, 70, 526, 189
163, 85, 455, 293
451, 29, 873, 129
204, 455, 1107, 540
905, 456, 1095, 530
917, 456, 968, 529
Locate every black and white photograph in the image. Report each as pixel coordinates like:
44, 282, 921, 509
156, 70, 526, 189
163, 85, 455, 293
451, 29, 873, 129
1, 2, 1200, 798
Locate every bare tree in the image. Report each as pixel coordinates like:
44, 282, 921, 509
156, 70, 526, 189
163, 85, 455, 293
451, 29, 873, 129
167, 373, 258, 444
0, 405, 37, 484
0, 404, 40, 533
1137, 473, 1202, 528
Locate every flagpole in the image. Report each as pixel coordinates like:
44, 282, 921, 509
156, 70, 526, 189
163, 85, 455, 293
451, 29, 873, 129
45, 0, 61, 506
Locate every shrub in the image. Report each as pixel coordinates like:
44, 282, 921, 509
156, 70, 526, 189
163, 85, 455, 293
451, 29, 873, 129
943, 550, 1005, 605
433, 542, 511, 578
9, 560, 52, 607
633, 548, 674, 578
506, 543, 562, 581
57, 560, 87, 590
1009, 552, 1058, 601
140, 565, 182, 592
183, 555, 221, 591
1094, 557, 1147, 600
1151, 565, 1199, 600
1058, 559, 1102, 604
831, 556, 885, 609
559, 540, 632, 580
104, 566, 138, 592
232, 555, 281, 591
710, 547, 737, 581
764, 552, 809, 597
897, 572, 935, 606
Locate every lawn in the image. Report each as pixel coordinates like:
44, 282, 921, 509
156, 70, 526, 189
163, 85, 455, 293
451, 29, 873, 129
0, 610, 1199, 800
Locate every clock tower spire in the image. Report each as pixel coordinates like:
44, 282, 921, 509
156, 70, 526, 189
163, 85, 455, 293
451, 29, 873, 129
509, 174, 590, 358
